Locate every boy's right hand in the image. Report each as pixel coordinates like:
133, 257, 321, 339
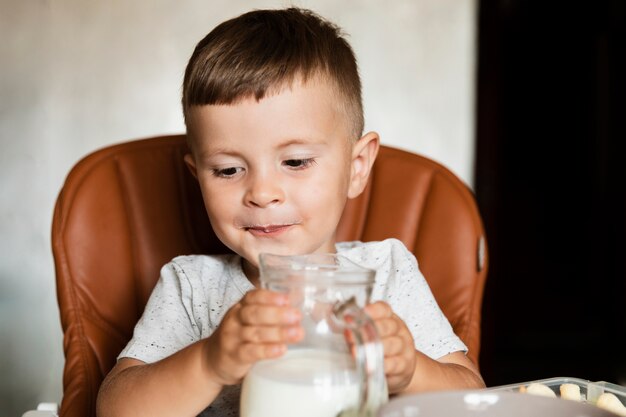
202, 289, 303, 387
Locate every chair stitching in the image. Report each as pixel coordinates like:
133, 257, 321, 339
413, 168, 435, 251
114, 155, 141, 322
58, 226, 96, 415
75, 294, 129, 344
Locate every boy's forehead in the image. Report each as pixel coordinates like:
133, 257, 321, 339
187, 76, 351, 139
250, 74, 339, 104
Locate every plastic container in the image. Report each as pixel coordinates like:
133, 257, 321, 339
376, 389, 618, 417
487, 377, 626, 409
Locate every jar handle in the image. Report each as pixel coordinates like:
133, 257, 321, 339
333, 297, 388, 416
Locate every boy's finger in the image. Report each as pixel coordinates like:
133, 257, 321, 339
239, 342, 287, 362
384, 355, 408, 376
386, 374, 410, 394
373, 316, 400, 338
241, 289, 290, 306
240, 325, 304, 343
364, 301, 393, 320
238, 304, 301, 325
380, 335, 404, 357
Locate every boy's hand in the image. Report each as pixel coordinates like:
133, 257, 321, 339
202, 289, 303, 387
364, 301, 417, 394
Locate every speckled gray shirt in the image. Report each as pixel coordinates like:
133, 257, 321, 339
118, 238, 466, 416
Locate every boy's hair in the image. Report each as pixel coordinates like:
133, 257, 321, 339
182, 7, 364, 142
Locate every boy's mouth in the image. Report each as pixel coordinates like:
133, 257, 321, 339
242, 223, 299, 236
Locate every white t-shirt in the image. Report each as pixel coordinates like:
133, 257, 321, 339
119, 238, 466, 416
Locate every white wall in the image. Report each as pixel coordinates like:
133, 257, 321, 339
0, 0, 476, 414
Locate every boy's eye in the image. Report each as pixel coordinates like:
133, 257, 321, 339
212, 167, 244, 178
283, 158, 316, 169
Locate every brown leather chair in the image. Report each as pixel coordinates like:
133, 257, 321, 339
52, 134, 488, 417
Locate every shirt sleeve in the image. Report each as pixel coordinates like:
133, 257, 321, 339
117, 260, 201, 363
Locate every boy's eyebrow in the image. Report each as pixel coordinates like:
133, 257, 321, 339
197, 147, 240, 159
199, 137, 328, 158
278, 137, 329, 148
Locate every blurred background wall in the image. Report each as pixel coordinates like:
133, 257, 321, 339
0, 1, 477, 415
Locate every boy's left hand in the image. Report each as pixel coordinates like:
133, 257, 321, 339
364, 301, 417, 394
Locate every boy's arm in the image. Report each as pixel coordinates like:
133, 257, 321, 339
97, 342, 223, 417
402, 350, 485, 393
97, 290, 303, 417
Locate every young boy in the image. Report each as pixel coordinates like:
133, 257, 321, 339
97, 7, 484, 417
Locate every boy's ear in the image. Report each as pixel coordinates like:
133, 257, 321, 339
183, 153, 198, 179
348, 131, 380, 199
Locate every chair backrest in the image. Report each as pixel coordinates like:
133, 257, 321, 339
52, 134, 488, 417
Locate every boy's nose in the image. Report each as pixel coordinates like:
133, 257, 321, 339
244, 174, 284, 208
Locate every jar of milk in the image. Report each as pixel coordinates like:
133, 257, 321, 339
240, 253, 388, 417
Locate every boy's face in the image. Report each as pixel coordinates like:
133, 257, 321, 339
185, 78, 378, 277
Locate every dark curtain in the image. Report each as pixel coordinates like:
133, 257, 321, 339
476, 0, 626, 386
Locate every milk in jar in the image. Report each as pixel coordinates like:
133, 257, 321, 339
240, 348, 360, 417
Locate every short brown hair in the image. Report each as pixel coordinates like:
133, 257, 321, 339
182, 7, 363, 141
